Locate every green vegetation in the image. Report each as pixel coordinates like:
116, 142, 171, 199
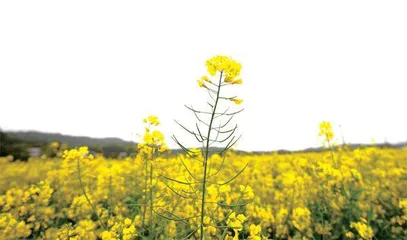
0, 131, 139, 160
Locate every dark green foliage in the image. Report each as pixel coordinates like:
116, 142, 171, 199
6, 131, 135, 147
0, 131, 45, 161
1, 130, 139, 159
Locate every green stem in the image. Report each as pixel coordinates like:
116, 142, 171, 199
327, 138, 336, 167
142, 152, 148, 228
149, 158, 154, 236
77, 158, 106, 230
108, 174, 113, 219
31, 192, 39, 240
200, 71, 223, 240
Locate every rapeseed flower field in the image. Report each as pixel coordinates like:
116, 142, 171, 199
1, 145, 406, 239
1, 56, 406, 239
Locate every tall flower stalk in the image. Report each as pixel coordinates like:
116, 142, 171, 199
63, 147, 107, 230
318, 121, 336, 165
137, 116, 168, 237
171, 55, 246, 239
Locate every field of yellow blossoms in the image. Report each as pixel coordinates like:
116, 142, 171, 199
1, 56, 407, 239
1, 143, 406, 239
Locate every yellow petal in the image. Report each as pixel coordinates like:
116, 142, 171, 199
231, 98, 243, 105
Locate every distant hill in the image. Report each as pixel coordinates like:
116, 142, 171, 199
1, 130, 139, 160
6, 131, 136, 147
248, 141, 407, 155
3, 130, 406, 159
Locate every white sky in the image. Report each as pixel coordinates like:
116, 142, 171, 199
1, 1, 406, 151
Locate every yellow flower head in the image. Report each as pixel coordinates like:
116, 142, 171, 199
350, 220, 374, 240
143, 116, 160, 126
205, 55, 242, 83
124, 218, 132, 227
102, 231, 116, 240
318, 121, 334, 142
292, 207, 311, 232
249, 224, 262, 238
399, 199, 407, 209
15, 221, 31, 238
224, 76, 233, 83
230, 98, 243, 105
232, 78, 243, 84
62, 146, 92, 163
345, 231, 355, 238
139, 116, 168, 154
152, 130, 165, 142
201, 75, 211, 83
240, 185, 255, 200
227, 212, 246, 232
197, 79, 206, 88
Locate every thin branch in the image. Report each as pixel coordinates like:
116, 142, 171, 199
192, 110, 210, 127
184, 178, 201, 199
213, 125, 237, 134
183, 229, 198, 240
196, 123, 205, 142
205, 84, 218, 94
208, 155, 226, 178
219, 135, 241, 155
172, 136, 203, 162
213, 107, 230, 119
207, 90, 216, 102
174, 120, 204, 143
216, 115, 235, 129
160, 175, 199, 185
206, 81, 219, 88
161, 180, 191, 199
217, 200, 252, 208
213, 125, 237, 144
180, 158, 199, 181
172, 136, 194, 154
224, 108, 244, 116
153, 209, 189, 224
215, 211, 234, 225
207, 102, 214, 108
185, 105, 212, 114
185, 105, 233, 116
219, 96, 237, 100
209, 122, 222, 146
218, 163, 248, 186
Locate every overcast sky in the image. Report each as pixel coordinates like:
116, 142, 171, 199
1, 1, 406, 151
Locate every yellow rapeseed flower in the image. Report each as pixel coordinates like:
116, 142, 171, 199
318, 121, 334, 142
232, 78, 242, 84
205, 55, 242, 83
143, 116, 160, 126
197, 79, 206, 88
201, 75, 211, 83
292, 207, 311, 232
15, 221, 31, 238
345, 231, 355, 238
350, 219, 374, 240
230, 98, 243, 105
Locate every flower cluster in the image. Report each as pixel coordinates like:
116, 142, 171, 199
226, 212, 247, 239
205, 55, 242, 82
198, 55, 243, 105
318, 121, 334, 142
102, 217, 137, 240
137, 116, 168, 154
350, 218, 374, 240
